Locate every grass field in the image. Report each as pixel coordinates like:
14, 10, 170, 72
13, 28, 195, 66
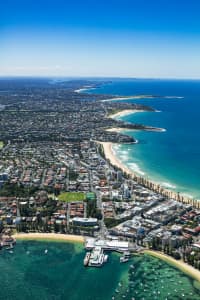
0, 141, 4, 149
58, 192, 86, 202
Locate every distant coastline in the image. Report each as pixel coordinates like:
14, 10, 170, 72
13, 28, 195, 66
74, 87, 96, 93
108, 109, 145, 119
101, 95, 184, 102
101, 95, 156, 102
74, 85, 184, 102
107, 109, 166, 132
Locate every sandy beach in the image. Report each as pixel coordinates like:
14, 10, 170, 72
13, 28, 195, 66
13, 233, 85, 243
144, 250, 200, 282
101, 95, 155, 102
108, 109, 145, 119
106, 127, 124, 133
100, 142, 134, 176
107, 109, 165, 134
74, 87, 95, 93
100, 141, 197, 206
106, 127, 137, 133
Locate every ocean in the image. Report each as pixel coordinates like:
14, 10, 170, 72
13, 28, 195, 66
1, 240, 200, 300
85, 79, 200, 199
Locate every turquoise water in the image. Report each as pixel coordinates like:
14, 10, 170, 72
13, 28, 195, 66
85, 79, 200, 199
1, 241, 200, 299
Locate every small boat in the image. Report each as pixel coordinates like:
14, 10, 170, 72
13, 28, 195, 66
120, 256, 129, 263
9, 250, 13, 254
44, 249, 48, 254
120, 251, 131, 263
123, 251, 131, 257
83, 252, 91, 266
104, 254, 108, 263
6, 245, 14, 250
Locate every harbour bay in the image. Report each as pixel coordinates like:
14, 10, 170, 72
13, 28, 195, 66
0, 240, 200, 300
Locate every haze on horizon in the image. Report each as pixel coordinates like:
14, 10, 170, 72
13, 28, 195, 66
1, 0, 200, 79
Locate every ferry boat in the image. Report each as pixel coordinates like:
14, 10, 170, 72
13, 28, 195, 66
88, 247, 107, 267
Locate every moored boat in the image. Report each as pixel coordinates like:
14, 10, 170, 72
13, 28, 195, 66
120, 251, 131, 263
83, 252, 91, 266
120, 256, 129, 263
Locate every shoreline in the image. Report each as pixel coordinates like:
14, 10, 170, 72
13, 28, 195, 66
13, 233, 85, 243
101, 95, 184, 102
103, 107, 198, 204
107, 109, 166, 132
106, 127, 166, 133
73, 85, 184, 102
100, 141, 197, 205
144, 250, 200, 283
106, 127, 136, 134
13, 235, 200, 282
101, 95, 154, 102
74, 87, 95, 93
108, 109, 146, 119
100, 142, 135, 177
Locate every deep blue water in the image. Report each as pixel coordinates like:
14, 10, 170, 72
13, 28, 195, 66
86, 79, 200, 199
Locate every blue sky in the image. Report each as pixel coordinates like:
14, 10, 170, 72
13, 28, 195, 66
1, 0, 200, 78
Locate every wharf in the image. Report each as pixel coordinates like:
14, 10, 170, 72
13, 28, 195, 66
85, 238, 129, 253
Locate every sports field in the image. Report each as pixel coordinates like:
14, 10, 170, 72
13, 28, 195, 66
58, 192, 85, 202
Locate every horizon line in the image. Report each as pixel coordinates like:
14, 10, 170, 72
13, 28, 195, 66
0, 75, 200, 81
